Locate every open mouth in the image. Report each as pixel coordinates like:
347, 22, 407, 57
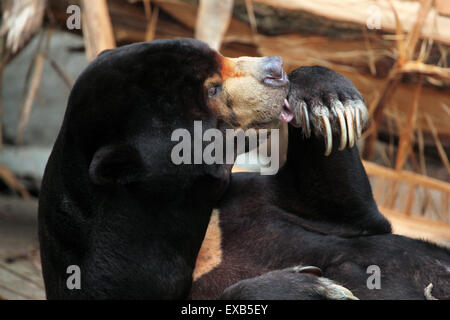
280, 98, 294, 123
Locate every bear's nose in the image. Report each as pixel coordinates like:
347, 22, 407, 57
262, 56, 288, 87
263, 56, 283, 78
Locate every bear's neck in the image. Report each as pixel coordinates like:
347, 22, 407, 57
274, 125, 391, 236
53, 141, 232, 298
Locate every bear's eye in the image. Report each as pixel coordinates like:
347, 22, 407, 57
208, 84, 222, 98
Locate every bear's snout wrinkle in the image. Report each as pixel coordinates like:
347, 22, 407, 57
261, 56, 289, 87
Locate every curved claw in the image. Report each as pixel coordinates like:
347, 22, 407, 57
335, 107, 347, 150
293, 266, 323, 277
316, 278, 359, 300
355, 108, 362, 139
344, 108, 355, 148
302, 103, 311, 138
321, 114, 332, 156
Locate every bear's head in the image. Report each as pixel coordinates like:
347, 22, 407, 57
58, 39, 291, 189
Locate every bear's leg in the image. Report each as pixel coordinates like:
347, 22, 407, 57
274, 66, 391, 236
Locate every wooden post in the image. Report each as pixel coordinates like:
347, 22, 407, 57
143, 1, 159, 42
80, 0, 116, 61
195, 0, 234, 50
395, 77, 423, 171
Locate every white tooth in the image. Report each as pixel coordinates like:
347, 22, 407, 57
284, 98, 290, 109
321, 115, 332, 156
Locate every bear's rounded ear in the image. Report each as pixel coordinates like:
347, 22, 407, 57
89, 144, 143, 186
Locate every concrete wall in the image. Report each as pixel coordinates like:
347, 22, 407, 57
1, 30, 87, 182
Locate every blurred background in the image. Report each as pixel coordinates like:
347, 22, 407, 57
0, 0, 449, 299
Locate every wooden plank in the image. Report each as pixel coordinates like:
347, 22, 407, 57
363, 160, 450, 194
0, 261, 45, 300
381, 206, 450, 247
252, 0, 450, 45
374, 177, 386, 203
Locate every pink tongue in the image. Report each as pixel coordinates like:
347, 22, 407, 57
280, 98, 294, 123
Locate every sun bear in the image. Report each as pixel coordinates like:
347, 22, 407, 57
38, 38, 412, 300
